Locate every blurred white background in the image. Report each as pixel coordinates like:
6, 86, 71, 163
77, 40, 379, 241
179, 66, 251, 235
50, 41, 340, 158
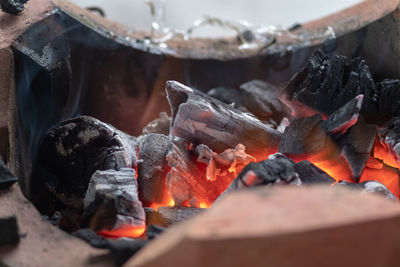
69, 0, 363, 36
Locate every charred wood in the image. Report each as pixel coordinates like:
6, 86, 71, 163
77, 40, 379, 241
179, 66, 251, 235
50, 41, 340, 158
280, 50, 400, 125
335, 180, 396, 201
137, 134, 172, 206
239, 80, 289, 123
339, 117, 377, 180
207, 86, 242, 108
293, 160, 335, 184
82, 168, 145, 233
0, 157, 17, 190
37, 116, 138, 204
221, 153, 300, 196
166, 140, 235, 207
142, 112, 171, 136
166, 81, 282, 161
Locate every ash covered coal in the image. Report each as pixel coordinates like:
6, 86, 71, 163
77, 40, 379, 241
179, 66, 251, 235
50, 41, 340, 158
0, 0, 28, 15
280, 49, 400, 125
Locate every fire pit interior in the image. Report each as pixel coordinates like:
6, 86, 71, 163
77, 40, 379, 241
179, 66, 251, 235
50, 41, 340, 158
2, 0, 400, 266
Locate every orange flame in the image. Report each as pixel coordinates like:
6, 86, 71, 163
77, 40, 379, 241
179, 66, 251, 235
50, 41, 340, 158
97, 224, 146, 238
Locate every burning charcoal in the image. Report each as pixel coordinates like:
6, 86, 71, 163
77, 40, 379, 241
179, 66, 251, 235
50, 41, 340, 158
279, 114, 328, 157
37, 116, 138, 203
71, 228, 109, 249
279, 50, 400, 125
83, 168, 145, 235
166, 140, 235, 207
146, 224, 165, 240
293, 161, 335, 184
239, 80, 289, 122
166, 81, 282, 161
323, 95, 363, 135
221, 153, 300, 195
339, 117, 377, 180
360, 180, 396, 201
207, 86, 242, 108
145, 207, 204, 227
137, 134, 173, 207
0, 0, 29, 15
142, 112, 171, 136
196, 143, 255, 182
375, 116, 400, 167
0, 157, 17, 190
0, 216, 20, 246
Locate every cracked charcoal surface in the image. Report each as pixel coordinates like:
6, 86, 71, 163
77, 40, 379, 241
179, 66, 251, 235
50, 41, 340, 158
82, 168, 145, 232
281, 49, 400, 125
37, 116, 137, 199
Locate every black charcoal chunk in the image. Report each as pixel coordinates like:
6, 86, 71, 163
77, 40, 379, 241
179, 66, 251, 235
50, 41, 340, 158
166, 81, 281, 160
38, 116, 137, 199
71, 228, 109, 249
108, 238, 148, 266
360, 180, 396, 201
142, 112, 171, 136
0, 216, 20, 246
323, 95, 363, 134
280, 49, 400, 125
0, 157, 17, 190
0, 0, 28, 15
240, 80, 288, 122
83, 168, 145, 232
137, 134, 173, 206
294, 160, 335, 184
207, 86, 242, 108
146, 224, 165, 240
223, 153, 300, 194
279, 114, 326, 156
339, 117, 377, 180
379, 116, 400, 150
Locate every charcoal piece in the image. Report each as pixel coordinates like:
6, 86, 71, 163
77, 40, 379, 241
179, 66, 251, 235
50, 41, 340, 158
38, 116, 138, 201
293, 161, 335, 184
239, 80, 289, 122
339, 117, 377, 180
323, 95, 363, 135
146, 224, 165, 240
108, 238, 148, 266
360, 180, 396, 201
0, 157, 17, 190
145, 206, 204, 227
222, 153, 300, 195
207, 86, 242, 108
142, 112, 171, 136
166, 81, 282, 161
166, 140, 236, 207
379, 116, 400, 149
0, 0, 28, 14
279, 114, 327, 156
83, 168, 145, 232
375, 80, 400, 123
335, 180, 396, 201
71, 229, 109, 249
137, 134, 173, 206
0, 216, 20, 246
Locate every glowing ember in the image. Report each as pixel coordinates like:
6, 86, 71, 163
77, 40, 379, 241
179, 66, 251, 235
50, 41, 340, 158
97, 225, 146, 238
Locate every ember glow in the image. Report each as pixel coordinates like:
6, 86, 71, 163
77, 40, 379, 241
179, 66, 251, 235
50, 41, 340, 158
97, 225, 146, 238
